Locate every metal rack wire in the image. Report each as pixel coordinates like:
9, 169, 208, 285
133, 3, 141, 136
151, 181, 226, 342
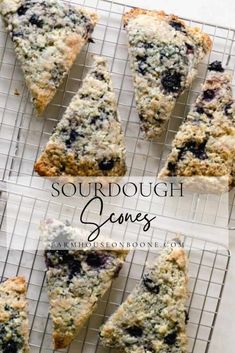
0, 189, 231, 353
0, 1, 234, 352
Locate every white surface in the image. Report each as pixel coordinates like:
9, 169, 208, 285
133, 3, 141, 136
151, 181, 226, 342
118, 1, 235, 353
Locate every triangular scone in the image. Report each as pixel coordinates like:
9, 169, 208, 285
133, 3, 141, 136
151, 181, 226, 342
123, 8, 212, 139
0, 0, 98, 114
35, 56, 126, 176
0, 277, 29, 353
100, 245, 188, 353
41, 219, 129, 350
159, 61, 235, 190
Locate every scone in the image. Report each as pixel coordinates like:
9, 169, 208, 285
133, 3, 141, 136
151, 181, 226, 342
35, 56, 126, 177
158, 61, 235, 190
0, 0, 98, 114
123, 8, 212, 139
41, 219, 129, 349
0, 277, 29, 353
100, 245, 188, 353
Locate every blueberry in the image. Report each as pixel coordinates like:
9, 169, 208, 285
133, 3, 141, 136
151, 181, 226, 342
86, 253, 108, 268
224, 102, 233, 116
142, 42, 154, 50
85, 23, 95, 38
94, 72, 105, 81
185, 310, 189, 324
188, 141, 208, 159
196, 106, 214, 119
65, 130, 84, 148
4, 305, 10, 311
178, 141, 208, 160
164, 331, 177, 345
29, 15, 44, 28
203, 89, 215, 101
0, 324, 6, 338
68, 260, 82, 281
196, 106, 205, 114
185, 43, 194, 54
17, 5, 28, 16
69, 130, 79, 142
143, 275, 160, 294
136, 55, 148, 75
208, 61, 224, 72
161, 71, 182, 93
206, 112, 213, 119
126, 325, 143, 337
68, 9, 78, 24
2, 340, 18, 353
57, 251, 72, 264
167, 161, 177, 175
90, 112, 107, 124
99, 159, 115, 171
169, 20, 186, 33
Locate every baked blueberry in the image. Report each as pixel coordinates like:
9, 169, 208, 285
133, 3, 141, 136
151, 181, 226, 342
167, 161, 177, 175
143, 275, 160, 294
185, 43, 194, 54
203, 89, 215, 101
164, 331, 177, 345
65, 130, 84, 147
29, 15, 44, 28
94, 72, 105, 81
143, 42, 154, 50
161, 71, 182, 93
99, 159, 115, 171
136, 55, 148, 75
86, 253, 108, 268
169, 20, 186, 33
208, 61, 224, 72
2, 340, 19, 353
196, 106, 205, 114
0, 324, 6, 338
178, 141, 207, 160
126, 325, 143, 337
11, 31, 23, 41
224, 102, 233, 116
68, 260, 82, 281
17, 5, 28, 16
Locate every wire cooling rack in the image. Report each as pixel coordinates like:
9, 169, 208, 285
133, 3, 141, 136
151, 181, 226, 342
1, 0, 235, 228
0, 188, 230, 353
0, 1, 233, 352
0, 188, 231, 353
1, 0, 235, 179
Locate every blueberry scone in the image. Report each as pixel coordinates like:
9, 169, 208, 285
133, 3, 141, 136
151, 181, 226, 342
41, 219, 129, 349
123, 8, 212, 139
0, 0, 97, 114
35, 56, 126, 176
0, 277, 29, 353
100, 245, 188, 353
159, 61, 235, 189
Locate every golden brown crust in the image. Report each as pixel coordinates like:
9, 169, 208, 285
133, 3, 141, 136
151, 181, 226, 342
123, 8, 212, 53
167, 247, 188, 270
34, 143, 127, 177
1, 276, 27, 293
123, 8, 168, 26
